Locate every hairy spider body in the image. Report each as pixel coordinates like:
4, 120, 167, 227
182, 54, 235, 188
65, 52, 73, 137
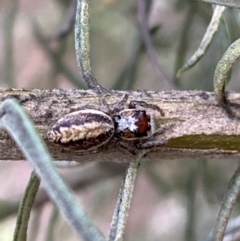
47, 109, 114, 151
113, 109, 152, 140
47, 94, 167, 153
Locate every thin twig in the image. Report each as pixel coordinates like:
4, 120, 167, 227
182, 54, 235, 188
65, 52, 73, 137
185, 163, 198, 241
111, 33, 142, 90
45, 207, 59, 241
75, 0, 107, 92
211, 166, 240, 241
108, 153, 145, 241
177, 6, 226, 77
32, 21, 84, 88
50, 0, 77, 41
0, 162, 126, 221
198, 0, 240, 8
13, 172, 40, 241
137, 0, 175, 89
213, 38, 240, 106
3, 1, 18, 87
200, 216, 240, 241
174, 0, 197, 86
112, 27, 160, 90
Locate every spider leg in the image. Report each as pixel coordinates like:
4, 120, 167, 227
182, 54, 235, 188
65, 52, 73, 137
136, 139, 168, 150
113, 137, 138, 155
129, 100, 164, 116
135, 123, 174, 149
102, 94, 129, 114
70, 104, 100, 112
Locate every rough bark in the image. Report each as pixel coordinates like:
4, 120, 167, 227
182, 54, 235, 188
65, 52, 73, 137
0, 88, 240, 162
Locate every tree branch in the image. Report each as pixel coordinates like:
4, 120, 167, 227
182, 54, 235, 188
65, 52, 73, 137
1, 88, 240, 162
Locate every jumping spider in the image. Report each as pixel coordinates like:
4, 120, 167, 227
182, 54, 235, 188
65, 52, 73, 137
47, 94, 167, 154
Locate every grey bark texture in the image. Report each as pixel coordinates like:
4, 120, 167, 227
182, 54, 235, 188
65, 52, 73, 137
0, 88, 240, 162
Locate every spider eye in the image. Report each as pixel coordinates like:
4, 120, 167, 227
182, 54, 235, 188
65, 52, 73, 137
148, 124, 151, 131
114, 115, 121, 121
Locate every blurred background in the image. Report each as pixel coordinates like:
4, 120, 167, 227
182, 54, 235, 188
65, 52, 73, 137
1, 0, 240, 240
